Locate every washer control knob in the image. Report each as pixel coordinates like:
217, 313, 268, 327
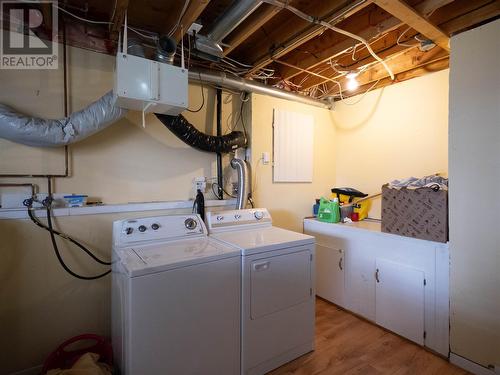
185, 218, 197, 230
151, 223, 160, 230
254, 211, 264, 220
234, 214, 241, 220
125, 227, 133, 235
138, 225, 147, 232
216, 215, 224, 221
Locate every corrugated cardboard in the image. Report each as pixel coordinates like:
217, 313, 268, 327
381, 184, 448, 243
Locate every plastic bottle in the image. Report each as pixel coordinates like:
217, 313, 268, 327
331, 197, 340, 223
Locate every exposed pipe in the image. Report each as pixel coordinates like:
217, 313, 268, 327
216, 88, 224, 200
231, 158, 249, 210
207, 0, 263, 42
156, 35, 177, 64
189, 68, 333, 110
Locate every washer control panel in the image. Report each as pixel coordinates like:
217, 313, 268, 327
206, 208, 271, 232
114, 214, 205, 246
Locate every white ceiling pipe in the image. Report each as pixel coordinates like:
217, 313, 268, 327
189, 68, 333, 110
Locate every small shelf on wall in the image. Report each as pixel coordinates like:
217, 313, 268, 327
272, 108, 314, 183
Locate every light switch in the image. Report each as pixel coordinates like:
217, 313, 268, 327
262, 152, 270, 165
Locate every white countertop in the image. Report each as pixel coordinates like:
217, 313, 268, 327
304, 217, 448, 246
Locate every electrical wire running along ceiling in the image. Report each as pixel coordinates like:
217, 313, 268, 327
21, 0, 500, 102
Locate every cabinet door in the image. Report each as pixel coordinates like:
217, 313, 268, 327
375, 258, 425, 345
345, 244, 376, 321
316, 244, 345, 307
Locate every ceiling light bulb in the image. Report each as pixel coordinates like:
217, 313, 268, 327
346, 77, 359, 91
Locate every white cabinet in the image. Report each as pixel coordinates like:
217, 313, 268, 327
315, 244, 346, 308
304, 219, 449, 357
375, 258, 425, 345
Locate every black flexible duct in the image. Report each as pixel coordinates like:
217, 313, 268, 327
155, 114, 247, 153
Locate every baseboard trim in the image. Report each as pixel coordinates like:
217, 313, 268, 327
450, 353, 496, 375
9, 364, 43, 375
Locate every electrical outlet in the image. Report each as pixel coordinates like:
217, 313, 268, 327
193, 177, 206, 193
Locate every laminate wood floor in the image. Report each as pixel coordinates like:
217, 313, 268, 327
269, 298, 470, 375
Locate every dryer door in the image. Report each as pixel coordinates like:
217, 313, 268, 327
251, 248, 312, 319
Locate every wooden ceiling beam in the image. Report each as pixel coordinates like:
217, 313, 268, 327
373, 0, 450, 51
319, 46, 449, 98
244, 0, 374, 77
223, 4, 281, 56
109, 0, 129, 41
172, 0, 211, 42
440, 1, 500, 35
326, 57, 449, 100
278, 0, 453, 82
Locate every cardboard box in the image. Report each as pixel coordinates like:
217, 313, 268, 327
381, 184, 448, 243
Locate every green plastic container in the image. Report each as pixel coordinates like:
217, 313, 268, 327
317, 197, 340, 223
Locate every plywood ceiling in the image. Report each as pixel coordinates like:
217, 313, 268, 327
32, 0, 500, 101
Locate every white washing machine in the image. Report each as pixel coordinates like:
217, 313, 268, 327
111, 214, 241, 375
206, 209, 315, 375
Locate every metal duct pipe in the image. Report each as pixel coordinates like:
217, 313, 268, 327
231, 158, 249, 210
207, 0, 263, 42
156, 36, 177, 64
189, 68, 332, 110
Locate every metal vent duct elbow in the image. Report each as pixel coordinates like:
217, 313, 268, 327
231, 158, 250, 209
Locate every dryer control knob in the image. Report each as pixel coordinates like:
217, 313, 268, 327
151, 223, 160, 230
216, 215, 224, 221
138, 225, 147, 232
125, 227, 133, 235
254, 211, 264, 220
185, 218, 197, 230
234, 214, 241, 220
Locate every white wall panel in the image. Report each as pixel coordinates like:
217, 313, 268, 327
273, 108, 314, 182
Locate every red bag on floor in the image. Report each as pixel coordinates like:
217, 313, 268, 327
42, 334, 112, 374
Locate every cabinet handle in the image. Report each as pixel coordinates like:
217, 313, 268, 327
375, 268, 380, 283
253, 261, 270, 271
338, 257, 343, 271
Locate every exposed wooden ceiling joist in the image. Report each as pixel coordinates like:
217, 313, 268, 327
172, 0, 211, 42
373, 0, 450, 51
286, 0, 494, 92
440, 0, 500, 34
321, 46, 449, 98
223, 4, 282, 56
330, 57, 449, 100
244, 0, 373, 77
277, 0, 453, 83
110, 0, 129, 40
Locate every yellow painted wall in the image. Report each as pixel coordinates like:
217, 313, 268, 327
331, 70, 449, 219
0, 44, 451, 373
0, 46, 244, 202
250, 94, 336, 232
0, 46, 245, 374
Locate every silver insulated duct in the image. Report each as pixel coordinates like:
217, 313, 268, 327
0, 91, 127, 147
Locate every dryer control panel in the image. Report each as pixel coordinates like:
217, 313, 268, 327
206, 208, 272, 233
113, 214, 206, 247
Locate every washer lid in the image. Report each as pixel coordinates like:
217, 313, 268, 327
116, 237, 240, 277
211, 226, 314, 256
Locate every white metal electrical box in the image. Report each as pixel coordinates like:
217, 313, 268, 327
114, 53, 188, 115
